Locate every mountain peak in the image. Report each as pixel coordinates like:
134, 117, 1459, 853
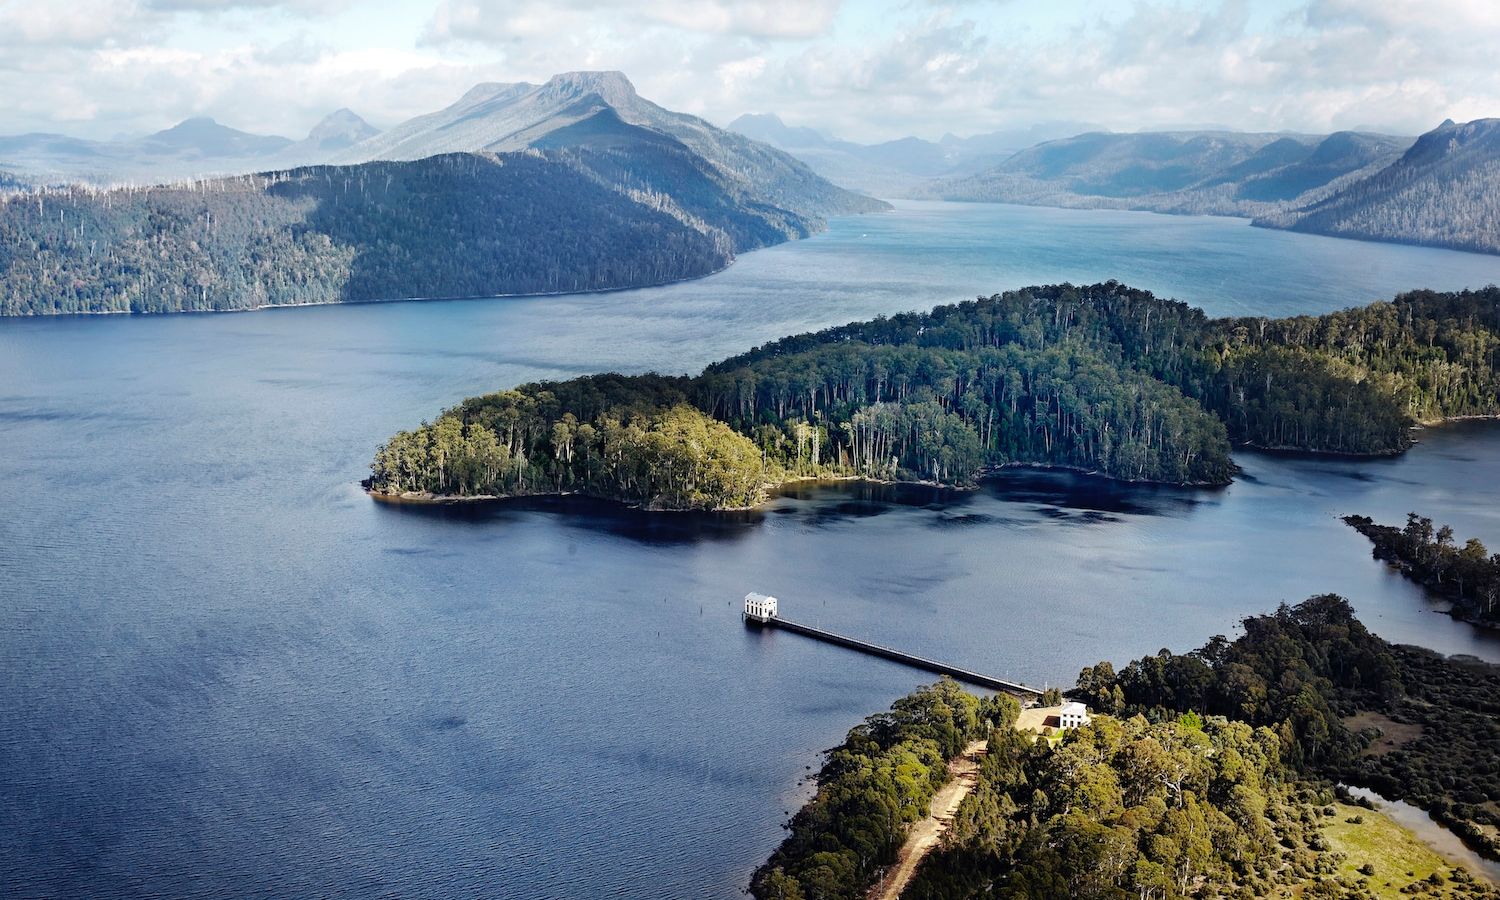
732, 113, 786, 128
1402, 117, 1500, 167
141, 115, 291, 156
542, 71, 637, 105
158, 116, 222, 135
303, 108, 379, 151
727, 112, 828, 149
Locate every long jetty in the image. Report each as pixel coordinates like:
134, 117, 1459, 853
744, 596, 1041, 697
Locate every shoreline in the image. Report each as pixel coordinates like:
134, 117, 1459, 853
364, 416, 1500, 514
1343, 514, 1500, 635
1236, 441, 1409, 459
364, 460, 1229, 514
365, 484, 765, 514
3, 258, 742, 319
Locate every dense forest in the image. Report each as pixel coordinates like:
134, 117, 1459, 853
753, 661, 1498, 899
0, 146, 817, 315
370, 375, 768, 511
1075, 595, 1500, 861
1345, 514, 1500, 626
370, 283, 1500, 508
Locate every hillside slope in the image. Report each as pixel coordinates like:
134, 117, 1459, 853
0, 150, 793, 315
1257, 118, 1500, 254
918, 129, 1410, 216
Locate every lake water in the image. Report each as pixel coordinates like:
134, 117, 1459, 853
4, 201, 1500, 897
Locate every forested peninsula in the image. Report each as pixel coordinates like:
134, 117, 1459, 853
368, 282, 1500, 510
753, 597, 1500, 900
0, 149, 825, 315
1345, 514, 1500, 628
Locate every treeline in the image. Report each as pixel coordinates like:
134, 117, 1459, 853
371, 283, 1500, 508
749, 680, 1018, 900
706, 282, 1500, 457
1218, 288, 1500, 424
697, 340, 1235, 485
1075, 595, 1500, 860
0, 148, 817, 315
370, 375, 767, 511
1346, 513, 1500, 626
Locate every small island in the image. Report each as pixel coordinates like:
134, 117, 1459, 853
368, 282, 1500, 510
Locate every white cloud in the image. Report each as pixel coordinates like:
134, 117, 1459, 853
422, 0, 843, 44
0, 0, 1497, 144
0, 0, 152, 47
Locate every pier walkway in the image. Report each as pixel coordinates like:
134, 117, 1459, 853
743, 594, 1042, 698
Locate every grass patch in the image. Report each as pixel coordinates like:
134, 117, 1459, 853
1343, 710, 1425, 757
1321, 801, 1486, 898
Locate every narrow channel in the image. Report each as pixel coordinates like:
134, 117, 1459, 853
1343, 785, 1500, 884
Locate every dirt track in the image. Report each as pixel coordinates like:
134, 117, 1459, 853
868, 739, 987, 900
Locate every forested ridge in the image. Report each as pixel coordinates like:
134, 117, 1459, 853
918, 117, 1500, 257
1345, 513, 1500, 626
370, 283, 1500, 509
1258, 119, 1500, 256
0, 146, 818, 315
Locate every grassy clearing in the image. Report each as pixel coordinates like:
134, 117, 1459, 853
1343, 710, 1425, 757
1321, 801, 1490, 898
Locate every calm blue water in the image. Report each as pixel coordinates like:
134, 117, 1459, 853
4, 201, 1500, 898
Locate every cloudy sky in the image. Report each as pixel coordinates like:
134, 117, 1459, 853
2, 0, 1497, 143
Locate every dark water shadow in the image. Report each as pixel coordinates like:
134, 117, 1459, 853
371, 493, 767, 546
980, 467, 1214, 517
768, 479, 977, 527
370, 468, 1215, 545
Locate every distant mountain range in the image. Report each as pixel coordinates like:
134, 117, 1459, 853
727, 112, 1500, 255
0, 110, 379, 183
0, 73, 888, 315
726, 113, 1089, 196
914, 128, 1414, 217
1255, 118, 1500, 255
6, 76, 1498, 262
